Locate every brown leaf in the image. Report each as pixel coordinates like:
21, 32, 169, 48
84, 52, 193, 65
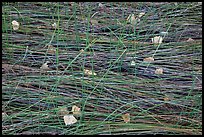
52, 23, 57, 29
130, 60, 136, 66
187, 38, 194, 42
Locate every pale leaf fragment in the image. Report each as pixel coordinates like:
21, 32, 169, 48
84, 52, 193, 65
127, 14, 136, 25
84, 69, 97, 76
130, 61, 136, 66
40, 61, 50, 71
64, 114, 77, 125
143, 57, 154, 62
71, 105, 81, 115
151, 36, 163, 44
52, 22, 57, 29
12, 20, 20, 30
187, 38, 194, 42
122, 113, 130, 123
138, 12, 145, 18
155, 68, 163, 74
80, 49, 84, 53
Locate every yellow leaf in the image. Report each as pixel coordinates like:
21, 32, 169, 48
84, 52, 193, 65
122, 113, 130, 123
151, 36, 163, 44
71, 105, 81, 115
155, 68, 163, 74
11, 20, 20, 30
143, 57, 154, 62
63, 114, 77, 125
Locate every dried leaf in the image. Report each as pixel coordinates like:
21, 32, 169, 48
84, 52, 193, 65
11, 20, 20, 30
138, 12, 145, 18
63, 114, 77, 125
155, 68, 163, 74
40, 61, 50, 71
122, 113, 130, 123
187, 38, 194, 42
151, 36, 163, 44
143, 57, 154, 62
127, 14, 136, 25
130, 60, 136, 66
52, 22, 57, 29
71, 105, 81, 115
84, 69, 97, 76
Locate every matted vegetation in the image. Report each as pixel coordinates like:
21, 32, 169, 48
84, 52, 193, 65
2, 2, 202, 135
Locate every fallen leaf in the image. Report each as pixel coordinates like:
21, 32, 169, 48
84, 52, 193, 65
84, 69, 97, 76
143, 57, 154, 62
40, 61, 50, 71
155, 68, 163, 74
151, 36, 163, 44
130, 60, 136, 66
11, 20, 20, 30
71, 105, 81, 115
138, 12, 145, 18
64, 114, 77, 125
52, 22, 57, 29
122, 113, 130, 123
127, 14, 136, 25
187, 38, 194, 42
